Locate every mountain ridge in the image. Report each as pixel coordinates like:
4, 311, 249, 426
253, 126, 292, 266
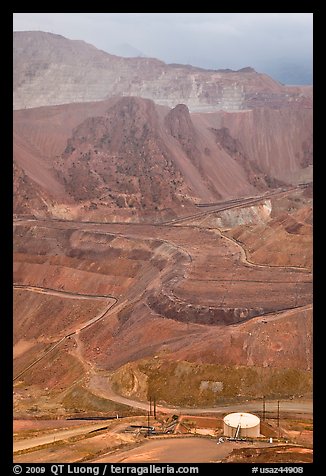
13, 31, 312, 112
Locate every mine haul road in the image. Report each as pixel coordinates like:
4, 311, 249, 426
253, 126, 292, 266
13, 285, 118, 381
89, 374, 312, 417
13, 421, 114, 453
14, 184, 312, 420
13, 185, 304, 229
13, 284, 115, 300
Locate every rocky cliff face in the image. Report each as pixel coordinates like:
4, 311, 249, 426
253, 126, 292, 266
13, 31, 312, 112
54, 97, 191, 215
13, 95, 313, 221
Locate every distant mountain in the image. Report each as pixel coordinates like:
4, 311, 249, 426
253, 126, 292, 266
13, 31, 312, 111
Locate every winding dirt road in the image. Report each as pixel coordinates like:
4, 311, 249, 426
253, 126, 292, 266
13, 185, 303, 230
13, 421, 113, 453
161, 186, 303, 226
13, 284, 115, 300
13, 184, 312, 416
88, 372, 312, 416
13, 286, 118, 381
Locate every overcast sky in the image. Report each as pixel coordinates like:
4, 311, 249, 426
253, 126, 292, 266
13, 13, 313, 84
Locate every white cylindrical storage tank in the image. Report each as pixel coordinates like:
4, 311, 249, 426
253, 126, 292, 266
223, 412, 260, 438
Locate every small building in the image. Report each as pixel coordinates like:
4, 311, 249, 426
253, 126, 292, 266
223, 412, 260, 438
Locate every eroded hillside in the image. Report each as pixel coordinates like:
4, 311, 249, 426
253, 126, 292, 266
13, 31, 312, 112
14, 96, 312, 222
14, 184, 312, 416
13, 32, 313, 419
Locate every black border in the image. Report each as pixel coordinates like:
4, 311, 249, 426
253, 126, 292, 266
5, 7, 14, 476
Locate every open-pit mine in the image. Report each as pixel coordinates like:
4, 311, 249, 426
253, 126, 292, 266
13, 31, 312, 464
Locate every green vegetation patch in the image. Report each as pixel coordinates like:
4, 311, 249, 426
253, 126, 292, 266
113, 359, 312, 407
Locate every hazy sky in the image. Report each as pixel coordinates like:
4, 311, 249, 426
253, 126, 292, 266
13, 13, 313, 83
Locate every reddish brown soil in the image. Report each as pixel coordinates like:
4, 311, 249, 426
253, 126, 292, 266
13, 34, 313, 467
203, 107, 313, 184
223, 445, 313, 463
227, 205, 312, 269
94, 437, 237, 463
178, 415, 223, 430
14, 96, 312, 222
14, 202, 312, 400
13, 419, 89, 432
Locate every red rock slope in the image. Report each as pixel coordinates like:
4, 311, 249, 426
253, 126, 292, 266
14, 97, 312, 222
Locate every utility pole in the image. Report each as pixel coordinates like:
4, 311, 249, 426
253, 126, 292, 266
154, 396, 156, 419
262, 396, 266, 421
149, 396, 152, 416
277, 400, 280, 438
147, 411, 150, 437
